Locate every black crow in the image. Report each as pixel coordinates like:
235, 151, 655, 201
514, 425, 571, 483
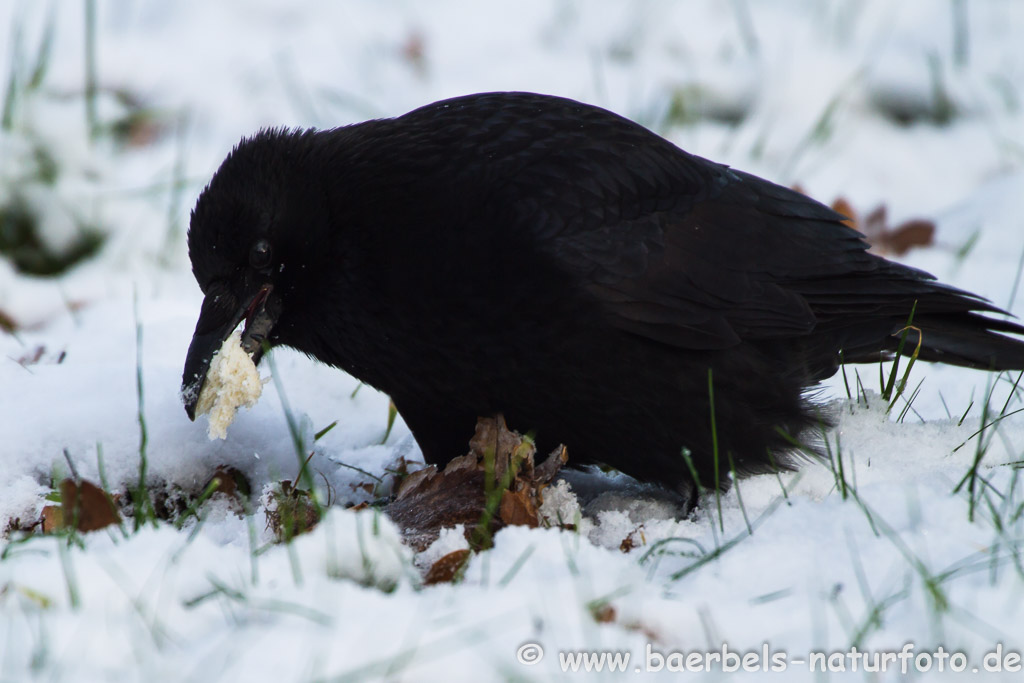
182, 92, 1024, 501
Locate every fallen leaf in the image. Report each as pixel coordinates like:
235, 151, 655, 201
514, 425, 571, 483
40, 506, 63, 533
876, 219, 936, 256
424, 549, 471, 585
385, 415, 566, 552
498, 488, 538, 527
58, 479, 121, 532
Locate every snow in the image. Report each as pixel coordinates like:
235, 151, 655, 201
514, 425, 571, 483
2, 0, 1024, 680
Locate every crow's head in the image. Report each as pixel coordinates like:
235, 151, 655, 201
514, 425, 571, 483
181, 128, 335, 419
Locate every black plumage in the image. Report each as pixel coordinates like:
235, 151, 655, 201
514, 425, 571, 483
182, 92, 1024, 501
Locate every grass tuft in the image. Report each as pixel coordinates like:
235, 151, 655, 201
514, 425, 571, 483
953, 371, 1024, 522
132, 290, 157, 529
725, 451, 752, 534
380, 400, 398, 444
881, 301, 919, 404
56, 535, 80, 610
83, 0, 98, 141
707, 368, 724, 532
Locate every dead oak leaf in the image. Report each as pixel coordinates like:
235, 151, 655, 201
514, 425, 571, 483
385, 415, 566, 553
48, 479, 121, 533
857, 204, 936, 256
423, 549, 472, 585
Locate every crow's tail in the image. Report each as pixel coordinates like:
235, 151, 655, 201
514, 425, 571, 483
895, 312, 1024, 371
804, 273, 1024, 374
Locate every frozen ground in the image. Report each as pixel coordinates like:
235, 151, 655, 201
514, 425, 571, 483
2, 1, 1024, 680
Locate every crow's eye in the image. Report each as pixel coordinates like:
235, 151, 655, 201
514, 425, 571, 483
249, 239, 273, 270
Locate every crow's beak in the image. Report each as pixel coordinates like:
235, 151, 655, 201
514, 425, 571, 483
181, 282, 280, 420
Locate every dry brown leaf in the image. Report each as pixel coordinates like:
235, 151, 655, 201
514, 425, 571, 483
878, 219, 936, 256
861, 204, 936, 255
58, 479, 121, 532
385, 415, 566, 552
385, 461, 489, 552
498, 488, 538, 527
423, 549, 472, 585
40, 505, 63, 533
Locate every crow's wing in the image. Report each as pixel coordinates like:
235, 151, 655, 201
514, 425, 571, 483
471, 100, 880, 351
401, 92, 1014, 358
542, 166, 887, 350
516, 145, 1022, 366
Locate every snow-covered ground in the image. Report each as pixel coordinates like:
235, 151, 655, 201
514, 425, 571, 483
2, 1, 1024, 680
